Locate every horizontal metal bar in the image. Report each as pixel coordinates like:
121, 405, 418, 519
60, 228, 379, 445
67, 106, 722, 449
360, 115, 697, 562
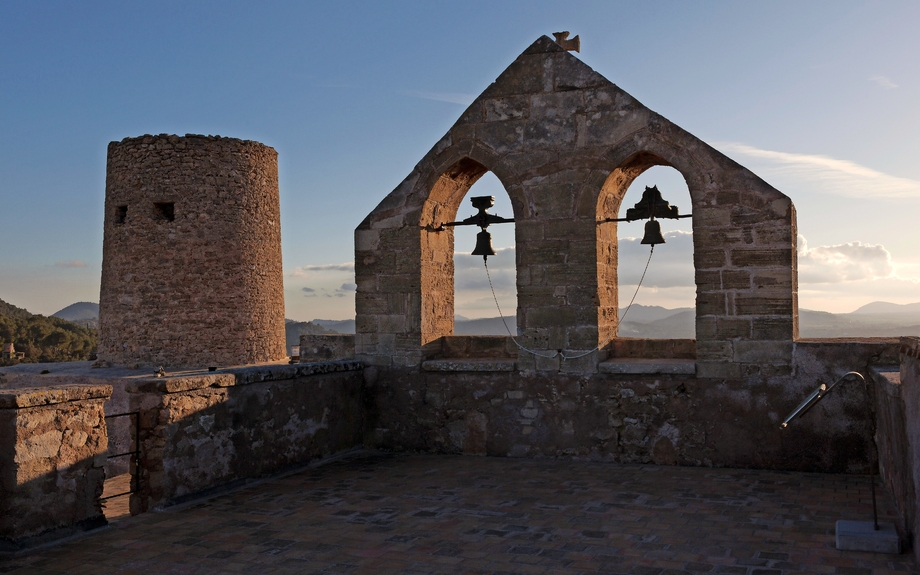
100, 490, 133, 501
105, 411, 139, 419
601, 213, 693, 223
107, 451, 139, 459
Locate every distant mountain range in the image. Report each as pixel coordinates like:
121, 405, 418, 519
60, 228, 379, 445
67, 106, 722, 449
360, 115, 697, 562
302, 304, 920, 339
45, 300, 920, 341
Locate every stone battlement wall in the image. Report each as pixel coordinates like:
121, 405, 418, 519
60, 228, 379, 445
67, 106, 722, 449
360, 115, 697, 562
0, 384, 111, 552
127, 361, 365, 512
98, 134, 286, 369
874, 337, 920, 563
366, 339, 898, 473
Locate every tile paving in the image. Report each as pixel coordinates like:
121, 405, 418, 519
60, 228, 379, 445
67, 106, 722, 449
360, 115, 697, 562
1, 452, 917, 574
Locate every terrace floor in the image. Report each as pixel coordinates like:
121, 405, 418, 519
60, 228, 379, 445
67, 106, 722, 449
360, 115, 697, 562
1, 452, 917, 574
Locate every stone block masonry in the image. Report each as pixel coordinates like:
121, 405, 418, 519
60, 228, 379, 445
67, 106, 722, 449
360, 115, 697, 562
126, 361, 365, 512
355, 36, 797, 376
0, 383, 111, 552
873, 336, 920, 564
98, 134, 286, 369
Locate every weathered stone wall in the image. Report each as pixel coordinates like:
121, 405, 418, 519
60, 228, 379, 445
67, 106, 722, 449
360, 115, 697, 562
0, 384, 110, 551
874, 337, 920, 562
299, 334, 355, 363
98, 134, 286, 368
365, 339, 897, 473
356, 36, 796, 378
127, 361, 364, 512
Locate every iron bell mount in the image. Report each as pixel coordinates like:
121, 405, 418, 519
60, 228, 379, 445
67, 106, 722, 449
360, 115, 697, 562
602, 185, 691, 246
429, 196, 514, 261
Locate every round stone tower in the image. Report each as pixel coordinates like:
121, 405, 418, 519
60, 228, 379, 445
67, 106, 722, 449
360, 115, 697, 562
98, 134, 287, 368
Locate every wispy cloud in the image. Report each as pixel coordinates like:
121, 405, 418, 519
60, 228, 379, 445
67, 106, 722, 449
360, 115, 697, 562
401, 90, 476, 105
55, 260, 87, 268
869, 75, 898, 90
714, 142, 920, 199
288, 262, 355, 278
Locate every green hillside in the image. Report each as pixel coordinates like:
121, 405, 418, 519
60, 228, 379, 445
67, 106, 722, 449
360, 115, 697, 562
0, 298, 97, 365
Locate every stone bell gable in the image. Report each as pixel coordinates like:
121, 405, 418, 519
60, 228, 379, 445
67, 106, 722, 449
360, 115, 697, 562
355, 35, 797, 378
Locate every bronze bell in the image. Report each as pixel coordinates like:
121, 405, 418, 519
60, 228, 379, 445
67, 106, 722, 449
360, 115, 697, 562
471, 229, 496, 259
641, 220, 666, 245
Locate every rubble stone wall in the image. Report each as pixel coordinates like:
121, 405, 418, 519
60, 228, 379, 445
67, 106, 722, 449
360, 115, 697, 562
99, 134, 286, 368
0, 384, 110, 551
365, 339, 897, 473
127, 361, 364, 512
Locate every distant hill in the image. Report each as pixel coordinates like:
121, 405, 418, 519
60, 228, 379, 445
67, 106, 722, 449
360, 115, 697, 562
285, 320, 340, 348
0, 298, 33, 320
335, 302, 920, 339
0, 297, 97, 365
312, 319, 357, 334
53, 301, 99, 321
53, 302, 99, 328
619, 304, 693, 324
455, 316, 516, 336
851, 301, 920, 315
618, 310, 695, 338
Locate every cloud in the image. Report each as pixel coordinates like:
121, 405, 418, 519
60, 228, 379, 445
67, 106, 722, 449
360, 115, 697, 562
55, 260, 87, 268
714, 142, 920, 199
401, 90, 476, 105
869, 75, 898, 90
302, 287, 317, 297
618, 230, 695, 288
455, 247, 516, 291
288, 262, 355, 278
798, 235, 893, 284
337, 283, 357, 292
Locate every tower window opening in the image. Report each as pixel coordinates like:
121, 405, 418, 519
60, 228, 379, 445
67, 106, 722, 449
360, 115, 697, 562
154, 202, 175, 222
115, 205, 127, 225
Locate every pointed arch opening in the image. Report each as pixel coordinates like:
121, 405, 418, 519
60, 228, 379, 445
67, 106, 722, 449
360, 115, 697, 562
596, 152, 696, 345
419, 158, 519, 345
452, 172, 517, 335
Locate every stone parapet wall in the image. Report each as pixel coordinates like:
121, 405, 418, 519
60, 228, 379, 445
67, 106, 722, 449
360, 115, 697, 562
127, 361, 364, 512
0, 384, 111, 551
873, 337, 920, 563
99, 134, 286, 368
366, 339, 899, 472
299, 335, 355, 363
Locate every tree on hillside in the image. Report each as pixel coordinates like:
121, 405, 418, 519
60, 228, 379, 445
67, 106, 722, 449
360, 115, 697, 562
0, 298, 97, 365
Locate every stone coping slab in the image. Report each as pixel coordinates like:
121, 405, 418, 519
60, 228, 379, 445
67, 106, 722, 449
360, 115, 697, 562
421, 359, 517, 372
0, 383, 113, 409
126, 360, 364, 394
599, 358, 696, 375
871, 365, 901, 386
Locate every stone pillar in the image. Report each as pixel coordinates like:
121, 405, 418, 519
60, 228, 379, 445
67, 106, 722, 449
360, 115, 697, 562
98, 134, 286, 369
0, 384, 111, 551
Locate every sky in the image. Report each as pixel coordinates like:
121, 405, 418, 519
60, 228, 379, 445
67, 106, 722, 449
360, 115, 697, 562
1, 1, 918, 321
